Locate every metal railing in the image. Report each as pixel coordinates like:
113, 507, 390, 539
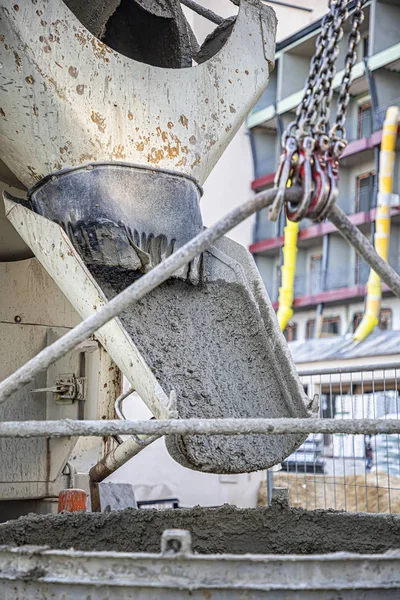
272, 362, 400, 514
271, 264, 369, 302
255, 184, 378, 248
272, 253, 400, 302
375, 96, 400, 132
293, 264, 370, 297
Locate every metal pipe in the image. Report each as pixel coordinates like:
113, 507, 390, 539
0, 185, 293, 404
90, 430, 161, 484
1, 417, 400, 437
363, 57, 379, 132
329, 204, 400, 298
180, 0, 224, 25
115, 388, 135, 421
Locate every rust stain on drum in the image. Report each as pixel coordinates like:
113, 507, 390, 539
13, 50, 21, 72
68, 66, 78, 78
91, 111, 106, 133
112, 145, 126, 160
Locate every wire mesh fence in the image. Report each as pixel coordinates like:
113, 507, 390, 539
270, 362, 400, 514
375, 96, 400, 132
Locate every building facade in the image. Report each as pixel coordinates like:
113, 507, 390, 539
248, 0, 400, 343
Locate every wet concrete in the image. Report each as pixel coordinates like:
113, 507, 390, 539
1, 504, 399, 555
88, 266, 308, 473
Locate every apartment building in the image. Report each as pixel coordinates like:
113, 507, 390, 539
248, 0, 400, 343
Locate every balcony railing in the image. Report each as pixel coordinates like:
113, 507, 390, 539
297, 265, 370, 297
272, 264, 370, 302
375, 96, 400, 132
254, 189, 376, 244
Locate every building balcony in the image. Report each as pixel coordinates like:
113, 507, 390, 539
251, 196, 400, 256
295, 264, 370, 299
270, 263, 397, 310
250, 125, 399, 194
248, 39, 400, 131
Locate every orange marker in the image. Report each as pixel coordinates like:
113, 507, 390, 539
58, 489, 87, 513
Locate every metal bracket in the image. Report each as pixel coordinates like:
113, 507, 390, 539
32, 374, 85, 405
161, 530, 192, 556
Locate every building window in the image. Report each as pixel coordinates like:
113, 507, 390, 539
379, 309, 392, 331
355, 252, 369, 285
310, 254, 323, 295
306, 320, 315, 339
353, 312, 363, 331
362, 36, 369, 59
358, 101, 372, 138
283, 323, 297, 342
274, 264, 281, 302
306, 317, 340, 339
356, 172, 375, 213
353, 309, 392, 332
277, 210, 285, 237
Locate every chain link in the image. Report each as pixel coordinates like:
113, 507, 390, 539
284, 0, 367, 152
331, 0, 366, 145
291, 6, 335, 135
312, 1, 349, 138
273, 0, 368, 223
303, 0, 349, 137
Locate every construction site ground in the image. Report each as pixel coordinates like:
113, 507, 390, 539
260, 471, 400, 513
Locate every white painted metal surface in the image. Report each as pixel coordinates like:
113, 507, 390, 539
0, 182, 31, 261
0, 545, 399, 599
5, 198, 172, 420
0, 257, 109, 501
0, 0, 275, 188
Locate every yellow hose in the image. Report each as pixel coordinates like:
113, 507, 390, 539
277, 218, 299, 331
353, 106, 399, 342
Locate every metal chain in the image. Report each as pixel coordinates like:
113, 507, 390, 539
272, 0, 367, 224
284, 0, 367, 151
297, 0, 348, 139
184, 0, 366, 147
312, 1, 349, 139
287, 4, 335, 140
330, 0, 366, 146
